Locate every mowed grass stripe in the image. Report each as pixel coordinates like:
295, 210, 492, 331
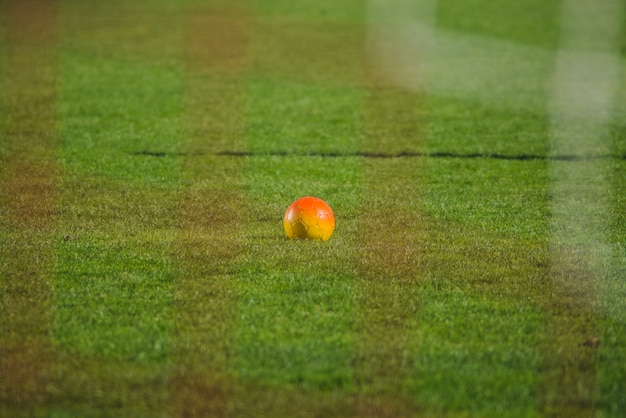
0, 0, 60, 411
56, 56, 179, 415
168, 2, 251, 416
351, 5, 429, 413
251, 16, 364, 88
61, 0, 182, 70
53, 2, 183, 415
418, 157, 547, 415
352, 86, 426, 416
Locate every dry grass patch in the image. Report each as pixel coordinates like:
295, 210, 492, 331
0, 0, 59, 408
62, 0, 183, 68
168, 2, 251, 414
252, 17, 364, 86
352, 85, 427, 412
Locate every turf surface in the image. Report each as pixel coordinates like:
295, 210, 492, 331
1, 0, 625, 417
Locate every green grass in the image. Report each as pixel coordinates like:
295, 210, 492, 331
1, 0, 626, 417
54, 54, 180, 366
436, 0, 562, 49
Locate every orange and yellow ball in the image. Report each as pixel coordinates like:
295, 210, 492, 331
283, 196, 335, 241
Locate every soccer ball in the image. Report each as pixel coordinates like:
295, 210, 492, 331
283, 196, 335, 241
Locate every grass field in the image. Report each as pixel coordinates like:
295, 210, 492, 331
1, 0, 625, 417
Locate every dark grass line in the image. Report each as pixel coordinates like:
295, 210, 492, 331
131, 150, 626, 161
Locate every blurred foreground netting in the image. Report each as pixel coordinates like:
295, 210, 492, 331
542, 0, 625, 414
